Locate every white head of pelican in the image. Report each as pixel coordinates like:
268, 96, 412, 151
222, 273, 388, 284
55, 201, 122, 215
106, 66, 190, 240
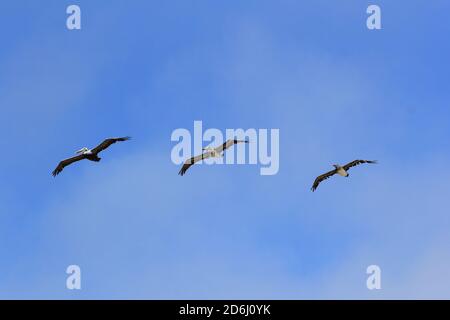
76, 147, 91, 155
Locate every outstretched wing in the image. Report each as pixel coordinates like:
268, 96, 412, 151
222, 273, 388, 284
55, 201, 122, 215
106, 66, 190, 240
215, 139, 249, 153
91, 136, 131, 155
178, 152, 213, 176
311, 169, 337, 192
342, 160, 377, 171
52, 154, 87, 177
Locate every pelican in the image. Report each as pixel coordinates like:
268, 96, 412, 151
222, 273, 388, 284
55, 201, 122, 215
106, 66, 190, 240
178, 139, 248, 176
52, 137, 131, 176
311, 160, 377, 192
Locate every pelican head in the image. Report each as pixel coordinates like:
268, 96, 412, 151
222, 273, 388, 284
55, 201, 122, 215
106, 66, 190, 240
332, 164, 341, 169
76, 147, 89, 155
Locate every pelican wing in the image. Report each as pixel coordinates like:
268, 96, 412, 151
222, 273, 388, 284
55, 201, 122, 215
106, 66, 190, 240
342, 160, 377, 171
52, 154, 87, 177
91, 136, 131, 155
215, 139, 248, 153
311, 169, 337, 192
178, 152, 213, 176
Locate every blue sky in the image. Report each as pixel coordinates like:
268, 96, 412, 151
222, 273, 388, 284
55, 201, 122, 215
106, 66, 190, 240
1, 0, 449, 299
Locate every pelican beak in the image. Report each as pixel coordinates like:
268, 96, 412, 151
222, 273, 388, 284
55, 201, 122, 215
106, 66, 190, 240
76, 149, 84, 154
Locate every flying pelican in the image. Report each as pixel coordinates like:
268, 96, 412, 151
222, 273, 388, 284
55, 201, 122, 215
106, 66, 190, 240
311, 160, 377, 192
52, 137, 131, 177
178, 139, 248, 176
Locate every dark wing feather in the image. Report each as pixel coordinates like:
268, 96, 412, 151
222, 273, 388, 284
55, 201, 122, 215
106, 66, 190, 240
91, 136, 131, 155
311, 169, 337, 192
216, 139, 249, 153
178, 153, 212, 176
342, 160, 377, 171
52, 154, 87, 177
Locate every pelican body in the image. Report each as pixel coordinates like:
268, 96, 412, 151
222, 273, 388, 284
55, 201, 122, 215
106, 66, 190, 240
202, 146, 223, 158
75, 147, 100, 161
333, 164, 349, 177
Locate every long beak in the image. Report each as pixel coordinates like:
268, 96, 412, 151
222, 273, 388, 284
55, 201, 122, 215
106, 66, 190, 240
76, 149, 84, 154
